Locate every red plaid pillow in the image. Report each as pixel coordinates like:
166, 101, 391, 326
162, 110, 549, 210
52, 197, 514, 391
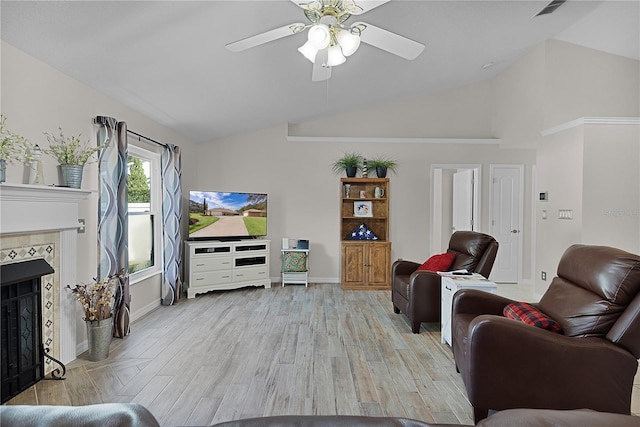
416, 252, 456, 272
503, 302, 562, 333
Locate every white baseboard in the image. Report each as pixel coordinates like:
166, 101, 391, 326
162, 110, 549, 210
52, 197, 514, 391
309, 276, 340, 284
130, 299, 161, 323
270, 276, 340, 284
76, 339, 88, 356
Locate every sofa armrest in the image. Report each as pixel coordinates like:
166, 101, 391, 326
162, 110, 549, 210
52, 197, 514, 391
212, 415, 457, 427
464, 315, 638, 414
392, 259, 421, 278
477, 408, 640, 427
407, 270, 443, 301
452, 289, 516, 317
0, 403, 160, 427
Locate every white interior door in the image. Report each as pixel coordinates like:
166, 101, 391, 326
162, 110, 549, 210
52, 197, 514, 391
452, 169, 474, 233
490, 165, 523, 283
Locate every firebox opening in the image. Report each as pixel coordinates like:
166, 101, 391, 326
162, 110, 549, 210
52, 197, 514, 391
1, 258, 55, 403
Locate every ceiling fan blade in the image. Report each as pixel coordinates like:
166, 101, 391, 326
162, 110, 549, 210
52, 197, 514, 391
226, 23, 306, 52
291, 0, 321, 10
354, 21, 425, 60
350, 0, 391, 14
312, 49, 331, 82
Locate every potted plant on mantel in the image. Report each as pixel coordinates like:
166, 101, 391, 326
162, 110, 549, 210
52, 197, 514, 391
67, 271, 126, 361
44, 127, 103, 188
0, 114, 33, 183
331, 152, 364, 177
367, 156, 398, 178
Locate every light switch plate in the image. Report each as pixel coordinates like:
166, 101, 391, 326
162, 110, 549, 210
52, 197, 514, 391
558, 209, 573, 220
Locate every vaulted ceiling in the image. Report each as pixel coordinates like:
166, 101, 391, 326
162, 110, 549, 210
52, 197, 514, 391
2, 1, 638, 142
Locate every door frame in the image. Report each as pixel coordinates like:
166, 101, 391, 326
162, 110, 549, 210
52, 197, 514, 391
430, 164, 481, 255
489, 164, 524, 283
452, 168, 476, 233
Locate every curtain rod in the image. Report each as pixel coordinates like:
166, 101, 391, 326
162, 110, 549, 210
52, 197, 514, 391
127, 129, 167, 148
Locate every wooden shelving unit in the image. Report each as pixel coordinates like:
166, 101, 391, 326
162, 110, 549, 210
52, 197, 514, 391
340, 178, 391, 290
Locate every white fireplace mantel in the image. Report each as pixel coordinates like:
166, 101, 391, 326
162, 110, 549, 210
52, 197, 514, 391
0, 183, 92, 234
0, 182, 92, 364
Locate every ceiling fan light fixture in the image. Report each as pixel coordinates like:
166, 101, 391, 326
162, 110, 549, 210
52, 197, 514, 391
308, 24, 331, 49
326, 44, 346, 66
298, 40, 318, 63
226, 0, 425, 82
336, 29, 360, 56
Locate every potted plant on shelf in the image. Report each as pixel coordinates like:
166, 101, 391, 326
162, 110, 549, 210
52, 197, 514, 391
367, 156, 398, 178
331, 152, 364, 177
0, 114, 33, 183
67, 271, 126, 361
44, 127, 103, 188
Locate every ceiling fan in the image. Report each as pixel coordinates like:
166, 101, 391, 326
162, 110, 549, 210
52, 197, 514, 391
225, 0, 425, 82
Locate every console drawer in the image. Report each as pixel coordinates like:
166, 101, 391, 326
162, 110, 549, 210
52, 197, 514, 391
233, 266, 268, 282
192, 270, 233, 286
190, 256, 232, 272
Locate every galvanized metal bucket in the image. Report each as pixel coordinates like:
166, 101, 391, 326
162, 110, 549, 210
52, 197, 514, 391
85, 317, 112, 361
60, 164, 83, 188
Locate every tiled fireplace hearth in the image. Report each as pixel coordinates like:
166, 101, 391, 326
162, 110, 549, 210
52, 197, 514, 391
0, 183, 91, 366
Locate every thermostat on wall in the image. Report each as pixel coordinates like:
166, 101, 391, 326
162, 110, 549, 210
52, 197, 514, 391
539, 192, 548, 201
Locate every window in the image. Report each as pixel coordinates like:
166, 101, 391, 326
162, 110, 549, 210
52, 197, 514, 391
127, 144, 162, 281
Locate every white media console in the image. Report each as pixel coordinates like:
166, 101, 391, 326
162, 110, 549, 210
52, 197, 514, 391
185, 239, 271, 298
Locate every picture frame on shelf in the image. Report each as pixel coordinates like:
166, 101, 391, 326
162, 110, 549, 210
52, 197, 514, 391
354, 201, 372, 217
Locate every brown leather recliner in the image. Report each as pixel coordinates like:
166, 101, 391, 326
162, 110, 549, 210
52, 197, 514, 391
451, 244, 640, 423
391, 231, 499, 333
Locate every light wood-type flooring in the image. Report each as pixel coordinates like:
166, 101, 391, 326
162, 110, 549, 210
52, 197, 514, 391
6, 283, 640, 425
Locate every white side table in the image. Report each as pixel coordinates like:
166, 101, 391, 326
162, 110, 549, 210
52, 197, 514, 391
281, 249, 309, 287
440, 273, 497, 346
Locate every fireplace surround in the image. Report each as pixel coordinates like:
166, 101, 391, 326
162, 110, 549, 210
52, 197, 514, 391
0, 183, 91, 366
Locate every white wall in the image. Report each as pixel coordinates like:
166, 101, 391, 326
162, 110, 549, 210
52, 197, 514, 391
544, 40, 640, 127
535, 121, 640, 296
535, 126, 584, 295
491, 43, 547, 149
582, 123, 640, 254
288, 79, 495, 139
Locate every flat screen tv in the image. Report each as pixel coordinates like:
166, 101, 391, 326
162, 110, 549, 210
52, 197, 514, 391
188, 190, 267, 240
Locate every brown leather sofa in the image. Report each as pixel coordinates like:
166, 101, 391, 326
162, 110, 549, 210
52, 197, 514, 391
3, 404, 640, 426
451, 244, 640, 423
392, 231, 498, 333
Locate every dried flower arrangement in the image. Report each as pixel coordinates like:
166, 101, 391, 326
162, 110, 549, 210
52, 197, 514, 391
67, 271, 126, 322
